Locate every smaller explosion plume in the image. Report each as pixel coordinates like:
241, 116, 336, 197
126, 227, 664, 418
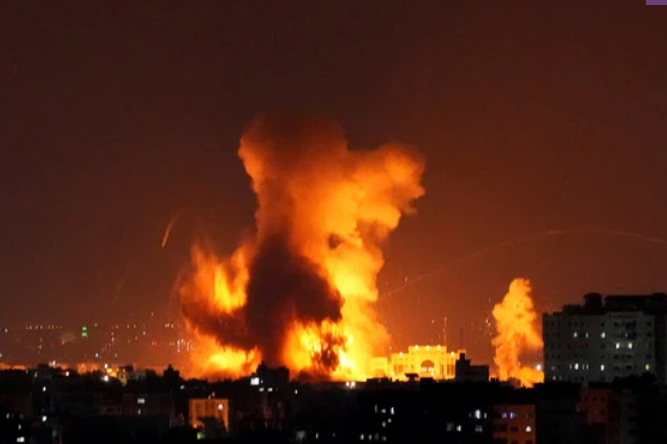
492, 278, 544, 387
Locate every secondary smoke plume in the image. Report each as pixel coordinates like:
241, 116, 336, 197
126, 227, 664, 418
492, 278, 544, 387
179, 114, 425, 379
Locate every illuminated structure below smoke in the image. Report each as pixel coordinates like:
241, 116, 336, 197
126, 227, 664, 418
370, 345, 465, 380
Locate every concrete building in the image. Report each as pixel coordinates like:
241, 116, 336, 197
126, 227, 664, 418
455, 353, 490, 382
189, 398, 230, 432
579, 386, 612, 444
493, 404, 536, 444
370, 345, 464, 380
543, 293, 667, 384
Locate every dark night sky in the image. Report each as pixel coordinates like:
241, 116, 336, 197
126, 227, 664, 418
1, 2, 666, 362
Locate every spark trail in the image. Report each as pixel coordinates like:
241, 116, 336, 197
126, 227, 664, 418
382, 229, 667, 298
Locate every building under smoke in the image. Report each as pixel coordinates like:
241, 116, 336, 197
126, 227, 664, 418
370, 345, 465, 380
543, 293, 667, 384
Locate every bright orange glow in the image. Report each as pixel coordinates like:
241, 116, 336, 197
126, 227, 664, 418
178, 117, 425, 380
492, 278, 544, 387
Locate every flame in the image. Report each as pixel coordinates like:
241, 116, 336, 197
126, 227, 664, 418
492, 278, 544, 387
179, 115, 424, 380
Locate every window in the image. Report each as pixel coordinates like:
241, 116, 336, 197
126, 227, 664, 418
526, 426, 532, 432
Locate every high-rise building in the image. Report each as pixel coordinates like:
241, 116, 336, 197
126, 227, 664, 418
543, 293, 667, 384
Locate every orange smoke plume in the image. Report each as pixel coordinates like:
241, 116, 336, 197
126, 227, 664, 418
179, 114, 425, 380
492, 278, 544, 387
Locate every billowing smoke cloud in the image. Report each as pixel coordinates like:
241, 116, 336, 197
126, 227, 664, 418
492, 278, 544, 387
179, 114, 425, 379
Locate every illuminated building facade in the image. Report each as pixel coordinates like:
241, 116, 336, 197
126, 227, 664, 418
543, 293, 667, 384
371, 345, 464, 380
493, 404, 536, 444
189, 398, 229, 432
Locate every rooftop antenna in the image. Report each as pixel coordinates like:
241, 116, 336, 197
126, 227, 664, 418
442, 316, 448, 346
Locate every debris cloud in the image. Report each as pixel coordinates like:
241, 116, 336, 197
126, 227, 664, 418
179, 114, 425, 380
492, 278, 544, 387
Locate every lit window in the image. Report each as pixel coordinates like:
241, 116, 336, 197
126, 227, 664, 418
41, 416, 47, 423
502, 412, 507, 419
526, 426, 532, 432
390, 407, 395, 415
17, 438, 25, 443
573, 332, 578, 338
615, 343, 620, 349
601, 332, 606, 339
382, 421, 386, 428
250, 377, 260, 386
628, 343, 633, 349
137, 398, 145, 405
600, 364, 605, 371
574, 363, 579, 371
456, 425, 462, 432
218, 403, 224, 411
474, 409, 481, 419
645, 364, 651, 371
360, 435, 364, 441
475, 425, 483, 433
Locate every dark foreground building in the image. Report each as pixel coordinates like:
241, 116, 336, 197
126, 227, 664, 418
0, 363, 666, 443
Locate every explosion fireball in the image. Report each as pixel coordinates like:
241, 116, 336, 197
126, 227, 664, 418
492, 278, 544, 387
179, 115, 425, 380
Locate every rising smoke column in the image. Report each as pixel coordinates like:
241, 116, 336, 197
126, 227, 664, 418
492, 278, 544, 387
179, 114, 425, 379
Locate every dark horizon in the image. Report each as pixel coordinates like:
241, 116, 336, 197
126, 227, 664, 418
2, 1, 667, 365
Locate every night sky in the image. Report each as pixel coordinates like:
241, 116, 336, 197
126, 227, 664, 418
2, 2, 666, 363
